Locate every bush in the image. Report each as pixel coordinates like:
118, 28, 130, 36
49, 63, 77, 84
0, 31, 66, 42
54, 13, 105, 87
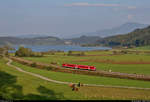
45, 67, 53, 70
67, 51, 85, 56
67, 50, 73, 56
80, 52, 85, 56
51, 62, 58, 65
113, 51, 117, 54
121, 50, 128, 54
31, 62, 37, 67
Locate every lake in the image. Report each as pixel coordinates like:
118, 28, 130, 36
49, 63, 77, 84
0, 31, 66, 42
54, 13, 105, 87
12, 45, 111, 52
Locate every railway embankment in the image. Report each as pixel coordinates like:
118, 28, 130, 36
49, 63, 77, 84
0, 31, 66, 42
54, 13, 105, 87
10, 56, 150, 82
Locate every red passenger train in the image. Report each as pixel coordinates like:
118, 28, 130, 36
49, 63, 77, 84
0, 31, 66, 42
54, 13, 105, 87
62, 64, 96, 71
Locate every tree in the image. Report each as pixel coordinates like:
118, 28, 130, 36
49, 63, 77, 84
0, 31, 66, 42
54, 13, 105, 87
15, 46, 43, 57
67, 50, 73, 56
15, 46, 32, 57
80, 52, 85, 56
0, 46, 12, 58
0, 47, 4, 58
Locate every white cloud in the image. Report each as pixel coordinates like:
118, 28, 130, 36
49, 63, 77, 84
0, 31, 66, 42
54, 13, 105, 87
128, 14, 134, 20
128, 6, 137, 10
64, 3, 120, 7
64, 2, 137, 11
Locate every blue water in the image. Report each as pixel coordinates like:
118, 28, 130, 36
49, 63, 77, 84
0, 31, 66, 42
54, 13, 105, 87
12, 45, 111, 52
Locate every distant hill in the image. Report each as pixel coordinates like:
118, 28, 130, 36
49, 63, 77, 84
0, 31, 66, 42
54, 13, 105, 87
65, 35, 102, 45
0, 36, 65, 46
15, 34, 50, 38
97, 26, 150, 47
0, 35, 102, 46
70, 22, 148, 38
0, 22, 149, 47
95, 22, 148, 37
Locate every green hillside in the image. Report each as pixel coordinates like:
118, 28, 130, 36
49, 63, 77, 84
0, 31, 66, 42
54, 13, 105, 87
97, 26, 150, 47
0, 36, 65, 46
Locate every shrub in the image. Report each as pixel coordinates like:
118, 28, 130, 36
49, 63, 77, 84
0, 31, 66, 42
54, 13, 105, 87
51, 62, 58, 65
67, 51, 85, 56
80, 52, 85, 56
67, 50, 73, 56
113, 51, 117, 54
121, 50, 128, 54
45, 67, 53, 71
31, 62, 37, 67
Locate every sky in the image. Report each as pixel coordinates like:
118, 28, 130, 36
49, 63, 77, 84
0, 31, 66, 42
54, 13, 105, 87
0, 0, 150, 38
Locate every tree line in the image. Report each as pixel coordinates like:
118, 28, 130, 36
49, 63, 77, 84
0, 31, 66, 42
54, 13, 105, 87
15, 46, 43, 57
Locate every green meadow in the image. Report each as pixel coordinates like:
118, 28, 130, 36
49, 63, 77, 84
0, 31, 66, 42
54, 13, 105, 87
1, 58, 150, 100
12, 61, 150, 88
1, 48, 150, 100
0, 59, 84, 100
23, 50, 150, 75
133, 45, 150, 50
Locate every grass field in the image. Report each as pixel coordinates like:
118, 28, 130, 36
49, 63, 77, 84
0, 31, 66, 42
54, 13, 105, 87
12, 61, 150, 88
1, 58, 150, 100
23, 50, 150, 75
133, 46, 150, 50
2, 49, 150, 100
0, 59, 86, 100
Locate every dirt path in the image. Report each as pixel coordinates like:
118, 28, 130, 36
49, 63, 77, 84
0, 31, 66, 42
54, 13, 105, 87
6, 58, 150, 90
7, 58, 70, 85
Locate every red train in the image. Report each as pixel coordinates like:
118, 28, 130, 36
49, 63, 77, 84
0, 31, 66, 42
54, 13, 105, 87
62, 64, 96, 71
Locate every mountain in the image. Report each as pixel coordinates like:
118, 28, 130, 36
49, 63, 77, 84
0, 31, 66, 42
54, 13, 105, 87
96, 22, 148, 37
0, 36, 65, 46
14, 34, 52, 38
71, 22, 148, 38
97, 25, 150, 47
64, 35, 102, 45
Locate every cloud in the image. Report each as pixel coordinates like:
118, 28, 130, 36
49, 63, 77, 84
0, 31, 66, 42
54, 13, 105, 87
128, 6, 137, 10
128, 14, 134, 20
64, 2, 137, 11
64, 3, 120, 7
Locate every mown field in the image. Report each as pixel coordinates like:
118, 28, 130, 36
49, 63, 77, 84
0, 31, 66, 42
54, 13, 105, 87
1, 58, 150, 100
133, 46, 150, 50
12, 61, 150, 88
0, 59, 83, 100
23, 50, 150, 75
2, 47, 150, 100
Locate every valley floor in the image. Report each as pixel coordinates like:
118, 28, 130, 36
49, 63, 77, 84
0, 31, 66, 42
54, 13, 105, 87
1, 49, 150, 100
